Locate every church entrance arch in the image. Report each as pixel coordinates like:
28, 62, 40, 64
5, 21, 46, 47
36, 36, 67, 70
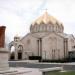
17, 45, 23, 60
10, 52, 15, 60
10, 46, 15, 60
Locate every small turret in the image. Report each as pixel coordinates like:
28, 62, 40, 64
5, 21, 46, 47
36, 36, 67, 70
14, 34, 20, 42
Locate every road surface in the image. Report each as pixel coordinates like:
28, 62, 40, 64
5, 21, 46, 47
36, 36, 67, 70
9, 61, 75, 71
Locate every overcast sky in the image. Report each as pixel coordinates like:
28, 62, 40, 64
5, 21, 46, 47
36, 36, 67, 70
0, 0, 75, 44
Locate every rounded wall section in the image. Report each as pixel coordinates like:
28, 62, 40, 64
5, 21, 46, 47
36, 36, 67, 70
30, 23, 64, 33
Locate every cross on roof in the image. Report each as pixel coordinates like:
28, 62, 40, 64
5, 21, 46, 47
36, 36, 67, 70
42, 8, 48, 12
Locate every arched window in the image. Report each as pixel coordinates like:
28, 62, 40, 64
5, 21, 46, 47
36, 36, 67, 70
18, 45, 23, 51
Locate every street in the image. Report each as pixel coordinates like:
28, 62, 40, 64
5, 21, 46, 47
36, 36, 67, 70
9, 61, 75, 71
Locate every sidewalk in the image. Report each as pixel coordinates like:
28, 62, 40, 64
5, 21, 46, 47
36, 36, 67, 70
9, 60, 75, 65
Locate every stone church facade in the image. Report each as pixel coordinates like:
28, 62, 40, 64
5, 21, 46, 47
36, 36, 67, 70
9, 11, 75, 60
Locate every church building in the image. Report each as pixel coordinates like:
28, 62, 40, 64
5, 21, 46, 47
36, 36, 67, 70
9, 11, 75, 60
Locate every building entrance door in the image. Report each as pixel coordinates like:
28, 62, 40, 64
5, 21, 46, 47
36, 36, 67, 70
18, 52, 22, 60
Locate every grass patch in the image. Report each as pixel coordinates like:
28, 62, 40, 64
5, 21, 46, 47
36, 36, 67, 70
58, 71, 75, 75
44, 71, 75, 75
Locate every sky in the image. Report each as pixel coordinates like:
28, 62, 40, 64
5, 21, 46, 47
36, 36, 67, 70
0, 0, 75, 45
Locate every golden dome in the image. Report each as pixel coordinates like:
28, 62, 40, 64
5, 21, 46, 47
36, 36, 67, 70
32, 11, 61, 25
30, 11, 64, 33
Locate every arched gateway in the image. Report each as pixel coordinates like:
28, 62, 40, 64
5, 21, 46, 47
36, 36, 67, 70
9, 36, 23, 60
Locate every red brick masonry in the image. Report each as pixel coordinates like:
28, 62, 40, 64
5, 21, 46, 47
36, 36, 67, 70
0, 26, 6, 48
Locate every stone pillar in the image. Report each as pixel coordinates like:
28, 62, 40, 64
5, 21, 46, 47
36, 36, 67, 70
64, 38, 68, 58
38, 38, 42, 61
15, 49, 18, 60
19, 45, 24, 60
22, 50, 25, 60
40, 38, 42, 58
0, 26, 9, 71
39, 38, 41, 56
37, 39, 40, 56
0, 48, 9, 71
